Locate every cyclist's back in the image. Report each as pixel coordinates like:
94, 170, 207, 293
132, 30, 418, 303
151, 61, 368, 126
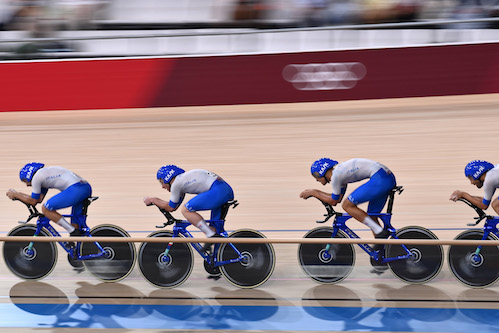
31, 166, 86, 194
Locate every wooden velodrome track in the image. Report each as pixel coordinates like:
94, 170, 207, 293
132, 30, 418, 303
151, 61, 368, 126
0, 94, 499, 332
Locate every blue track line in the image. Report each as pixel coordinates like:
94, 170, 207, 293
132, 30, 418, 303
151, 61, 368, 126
2, 303, 499, 332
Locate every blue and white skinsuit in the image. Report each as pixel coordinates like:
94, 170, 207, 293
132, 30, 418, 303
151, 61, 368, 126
481, 164, 499, 207
168, 169, 234, 220
30, 166, 92, 225
330, 158, 396, 214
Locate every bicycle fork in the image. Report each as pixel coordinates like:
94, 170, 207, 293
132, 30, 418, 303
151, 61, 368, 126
469, 229, 494, 264
24, 224, 52, 257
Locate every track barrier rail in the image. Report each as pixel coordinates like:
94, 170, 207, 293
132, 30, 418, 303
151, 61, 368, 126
1, 236, 499, 246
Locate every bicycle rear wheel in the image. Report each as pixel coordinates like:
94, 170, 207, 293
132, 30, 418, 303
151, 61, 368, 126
3, 224, 57, 280
138, 231, 194, 288
218, 229, 275, 288
298, 227, 355, 284
81, 224, 136, 282
386, 226, 443, 284
448, 230, 499, 288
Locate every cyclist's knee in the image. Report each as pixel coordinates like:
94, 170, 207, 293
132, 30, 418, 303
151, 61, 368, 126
342, 199, 355, 211
180, 205, 191, 216
41, 204, 53, 215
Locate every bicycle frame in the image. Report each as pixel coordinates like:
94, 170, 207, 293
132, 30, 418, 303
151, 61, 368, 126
322, 186, 415, 263
163, 221, 246, 268
156, 200, 246, 268
20, 200, 108, 261
458, 198, 499, 258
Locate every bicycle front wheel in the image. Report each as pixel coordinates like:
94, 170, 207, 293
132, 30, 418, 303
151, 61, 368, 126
81, 224, 136, 282
448, 230, 499, 288
138, 231, 194, 288
386, 226, 443, 284
218, 229, 275, 288
298, 227, 355, 284
3, 224, 57, 280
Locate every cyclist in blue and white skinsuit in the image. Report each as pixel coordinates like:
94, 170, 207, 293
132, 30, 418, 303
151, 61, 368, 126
450, 160, 499, 215
300, 157, 397, 242
144, 165, 234, 252
6, 163, 92, 236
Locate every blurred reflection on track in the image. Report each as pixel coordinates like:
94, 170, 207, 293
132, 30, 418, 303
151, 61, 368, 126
5, 278, 499, 332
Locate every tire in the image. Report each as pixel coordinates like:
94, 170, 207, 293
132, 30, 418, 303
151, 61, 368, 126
218, 229, 275, 288
448, 230, 499, 288
3, 224, 57, 280
81, 224, 136, 282
138, 231, 194, 288
386, 226, 443, 284
298, 227, 355, 284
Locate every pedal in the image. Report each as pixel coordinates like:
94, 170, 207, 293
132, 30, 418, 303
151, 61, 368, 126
207, 274, 221, 281
370, 256, 389, 275
67, 253, 85, 272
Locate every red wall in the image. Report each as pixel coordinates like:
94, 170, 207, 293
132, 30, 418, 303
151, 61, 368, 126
1, 43, 498, 112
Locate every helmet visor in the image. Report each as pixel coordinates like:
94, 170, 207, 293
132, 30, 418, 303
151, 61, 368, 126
312, 171, 322, 178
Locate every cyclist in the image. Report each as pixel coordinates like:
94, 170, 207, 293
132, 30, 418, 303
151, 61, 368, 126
143, 165, 234, 253
450, 160, 499, 214
300, 157, 397, 269
6, 163, 92, 269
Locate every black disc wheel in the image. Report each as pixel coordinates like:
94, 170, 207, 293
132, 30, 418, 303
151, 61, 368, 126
386, 226, 443, 284
298, 227, 355, 284
81, 224, 136, 282
448, 230, 499, 288
3, 224, 57, 280
138, 231, 194, 288
218, 229, 275, 288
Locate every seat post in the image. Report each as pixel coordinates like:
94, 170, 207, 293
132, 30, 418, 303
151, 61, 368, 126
81, 196, 99, 216
386, 186, 403, 214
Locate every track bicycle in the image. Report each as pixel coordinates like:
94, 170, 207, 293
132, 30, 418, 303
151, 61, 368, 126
298, 186, 444, 284
138, 200, 276, 288
3, 197, 136, 282
448, 198, 499, 288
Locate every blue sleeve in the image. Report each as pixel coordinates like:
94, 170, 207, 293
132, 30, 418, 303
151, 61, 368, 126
483, 198, 491, 207
331, 186, 346, 200
31, 188, 48, 200
169, 200, 180, 209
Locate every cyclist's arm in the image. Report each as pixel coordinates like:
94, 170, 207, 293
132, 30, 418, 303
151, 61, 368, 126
144, 197, 177, 211
6, 189, 42, 206
300, 189, 341, 206
451, 190, 488, 210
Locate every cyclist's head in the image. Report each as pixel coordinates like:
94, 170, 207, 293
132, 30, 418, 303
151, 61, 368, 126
19, 162, 45, 183
311, 158, 338, 179
157, 164, 185, 184
464, 160, 494, 180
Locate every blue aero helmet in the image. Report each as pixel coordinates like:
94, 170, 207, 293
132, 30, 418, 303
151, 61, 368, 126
157, 165, 185, 184
19, 162, 45, 182
311, 158, 338, 178
464, 160, 494, 180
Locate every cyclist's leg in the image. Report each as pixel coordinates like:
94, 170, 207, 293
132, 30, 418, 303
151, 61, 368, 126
183, 181, 233, 252
182, 180, 234, 235
342, 169, 396, 235
43, 182, 92, 234
70, 183, 92, 230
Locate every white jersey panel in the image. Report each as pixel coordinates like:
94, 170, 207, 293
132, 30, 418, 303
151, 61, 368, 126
31, 166, 84, 195
483, 165, 499, 204
331, 158, 389, 196
169, 169, 219, 204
